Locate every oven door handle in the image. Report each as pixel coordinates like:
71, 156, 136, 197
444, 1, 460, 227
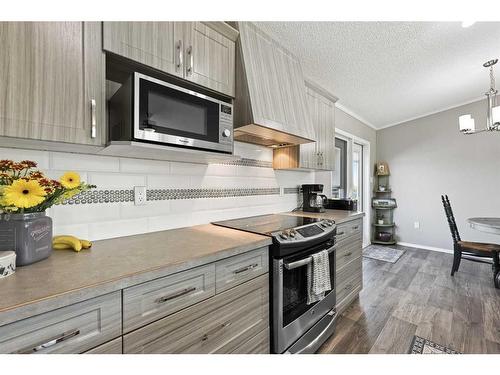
283, 245, 336, 270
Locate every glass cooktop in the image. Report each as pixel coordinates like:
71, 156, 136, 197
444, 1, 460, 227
212, 214, 320, 236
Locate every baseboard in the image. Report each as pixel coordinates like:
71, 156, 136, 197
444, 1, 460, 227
397, 241, 453, 254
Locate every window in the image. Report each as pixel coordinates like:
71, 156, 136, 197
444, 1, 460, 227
332, 138, 347, 198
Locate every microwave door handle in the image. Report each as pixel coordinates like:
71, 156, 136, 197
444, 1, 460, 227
283, 245, 336, 270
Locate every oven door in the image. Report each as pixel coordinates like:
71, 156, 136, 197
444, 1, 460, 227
273, 241, 336, 353
133, 73, 233, 153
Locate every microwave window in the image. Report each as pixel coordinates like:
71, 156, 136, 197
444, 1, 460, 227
147, 91, 208, 136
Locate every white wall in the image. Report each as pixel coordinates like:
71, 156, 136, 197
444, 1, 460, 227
377, 99, 500, 250
3, 142, 314, 241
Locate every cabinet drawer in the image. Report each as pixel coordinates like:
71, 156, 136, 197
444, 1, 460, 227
336, 237, 362, 269
84, 337, 122, 354
336, 219, 362, 243
231, 328, 270, 354
215, 247, 268, 293
336, 260, 362, 303
124, 274, 269, 354
123, 263, 215, 333
0, 292, 121, 354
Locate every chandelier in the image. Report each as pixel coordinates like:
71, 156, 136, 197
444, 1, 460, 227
459, 59, 500, 134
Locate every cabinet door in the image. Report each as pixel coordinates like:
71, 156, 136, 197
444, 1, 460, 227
184, 22, 235, 97
0, 22, 105, 145
103, 22, 184, 78
301, 87, 319, 168
273, 45, 314, 141
238, 22, 287, 131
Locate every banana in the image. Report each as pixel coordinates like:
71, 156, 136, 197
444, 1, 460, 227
52, 235, 82, 252
80, 239, 92, 249
53, 242, 73, 250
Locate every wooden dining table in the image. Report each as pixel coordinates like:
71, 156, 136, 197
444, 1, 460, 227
468, 217, 500, 288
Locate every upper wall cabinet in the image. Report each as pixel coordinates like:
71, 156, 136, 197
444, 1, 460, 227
103, 22, 237, 97
233, 22, 315, 147
273, 81, 337, 170
0, 22, 105, 146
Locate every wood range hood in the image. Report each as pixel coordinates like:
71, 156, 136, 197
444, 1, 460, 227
232, 22, 315, 148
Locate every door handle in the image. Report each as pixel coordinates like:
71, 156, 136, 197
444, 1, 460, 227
155, 286, 196, 304
186, 45, 193, 75
90, 99, 96, 138
176, 40, 183, 72
15, 329, 80, 354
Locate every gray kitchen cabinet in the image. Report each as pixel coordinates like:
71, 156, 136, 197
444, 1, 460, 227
103, 22, 184, 78
0, 22, 105, 146
301, 83, 336, 170
84, 338, 123, 354
123, 274, 269, 354
103, 22, 237, 97
335, 218, 363, 314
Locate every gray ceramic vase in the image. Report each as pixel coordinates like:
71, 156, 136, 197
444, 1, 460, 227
0, 212, 53, 266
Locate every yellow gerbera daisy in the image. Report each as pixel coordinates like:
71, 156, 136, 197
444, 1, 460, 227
60, 171, 81, 189
3, 179, 47, 208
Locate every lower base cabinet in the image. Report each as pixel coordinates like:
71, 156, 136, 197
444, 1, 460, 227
124, 274, 269, 354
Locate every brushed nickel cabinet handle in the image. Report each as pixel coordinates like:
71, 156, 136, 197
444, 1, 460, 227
176, 40, 183, 72
337, 231, 345, 236
201, 322, 232, 342
15, 329, 80, 354
344, 251, 352, 257
186, 45, 193, 75
155, 286, 196, 304
233, 263, 258, 274
90, 99, 96, 138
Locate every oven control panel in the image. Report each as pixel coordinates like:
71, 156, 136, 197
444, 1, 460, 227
273, 220, 335, 243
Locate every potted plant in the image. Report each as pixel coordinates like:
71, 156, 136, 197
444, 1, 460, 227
0, 160, 95, 266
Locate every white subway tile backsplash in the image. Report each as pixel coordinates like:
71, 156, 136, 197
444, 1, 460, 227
170, 161, 207, 175
51, 152, 120, 172
89, 218, 149, 241
2, 144, 315, 241
0, 147, 50, 168
88, 172, 146, 189
51, 203, 121, 225
119, 158, 170, 174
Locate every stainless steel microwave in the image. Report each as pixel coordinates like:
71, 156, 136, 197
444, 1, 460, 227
109, 72, 233, 153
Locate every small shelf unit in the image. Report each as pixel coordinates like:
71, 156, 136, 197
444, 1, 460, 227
372, 170, 397, 245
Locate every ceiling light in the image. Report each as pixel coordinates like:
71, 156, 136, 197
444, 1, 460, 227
459, 59, 500, 135
461, 21, 476, 28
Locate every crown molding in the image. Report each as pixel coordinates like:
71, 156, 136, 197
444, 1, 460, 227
335, 102, 378, 130
377, 96, 486, 130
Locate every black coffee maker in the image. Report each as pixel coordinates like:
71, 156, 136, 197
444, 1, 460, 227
302, 184, 328, 213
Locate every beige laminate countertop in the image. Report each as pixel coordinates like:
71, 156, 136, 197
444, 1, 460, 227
0, 224, 271, 325
282, 209, 365, 223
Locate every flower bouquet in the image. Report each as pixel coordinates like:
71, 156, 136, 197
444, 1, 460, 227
0, 160, 95, 266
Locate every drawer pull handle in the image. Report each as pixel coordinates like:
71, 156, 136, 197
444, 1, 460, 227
15, 329, 80, 354
201, 322, 232, 342
344, 251, 353, 257
353, 226, 359, 230
337, 231, 345, 236
155, 286, 196, 304
233, 263, 258, 274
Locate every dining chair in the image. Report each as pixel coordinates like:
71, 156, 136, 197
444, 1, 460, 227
441, 194, 500, 288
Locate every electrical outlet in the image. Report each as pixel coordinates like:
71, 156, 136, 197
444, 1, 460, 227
134, 186, 147, 206
280, 187, 284, 196
414, 221, 420, 229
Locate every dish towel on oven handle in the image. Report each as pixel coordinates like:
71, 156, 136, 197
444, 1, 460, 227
307, 249, 332, 305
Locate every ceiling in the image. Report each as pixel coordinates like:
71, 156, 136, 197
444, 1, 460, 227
254, 22, 500, 129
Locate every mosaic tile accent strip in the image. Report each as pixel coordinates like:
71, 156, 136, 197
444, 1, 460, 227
62, 187, 280, 205
147, 188, 280, 201
284, 187, 301, 195
217, 158, 273, 168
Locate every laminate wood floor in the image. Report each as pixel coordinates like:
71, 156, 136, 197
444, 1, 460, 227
318, 246, 500, 354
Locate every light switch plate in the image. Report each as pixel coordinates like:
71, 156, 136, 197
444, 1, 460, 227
414, 221, 420, 229
134, 186, 147, 206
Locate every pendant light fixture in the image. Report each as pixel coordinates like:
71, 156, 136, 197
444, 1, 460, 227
459, 59, 500, 134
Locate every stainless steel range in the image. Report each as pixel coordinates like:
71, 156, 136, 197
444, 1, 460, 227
213, 214, 337, 353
